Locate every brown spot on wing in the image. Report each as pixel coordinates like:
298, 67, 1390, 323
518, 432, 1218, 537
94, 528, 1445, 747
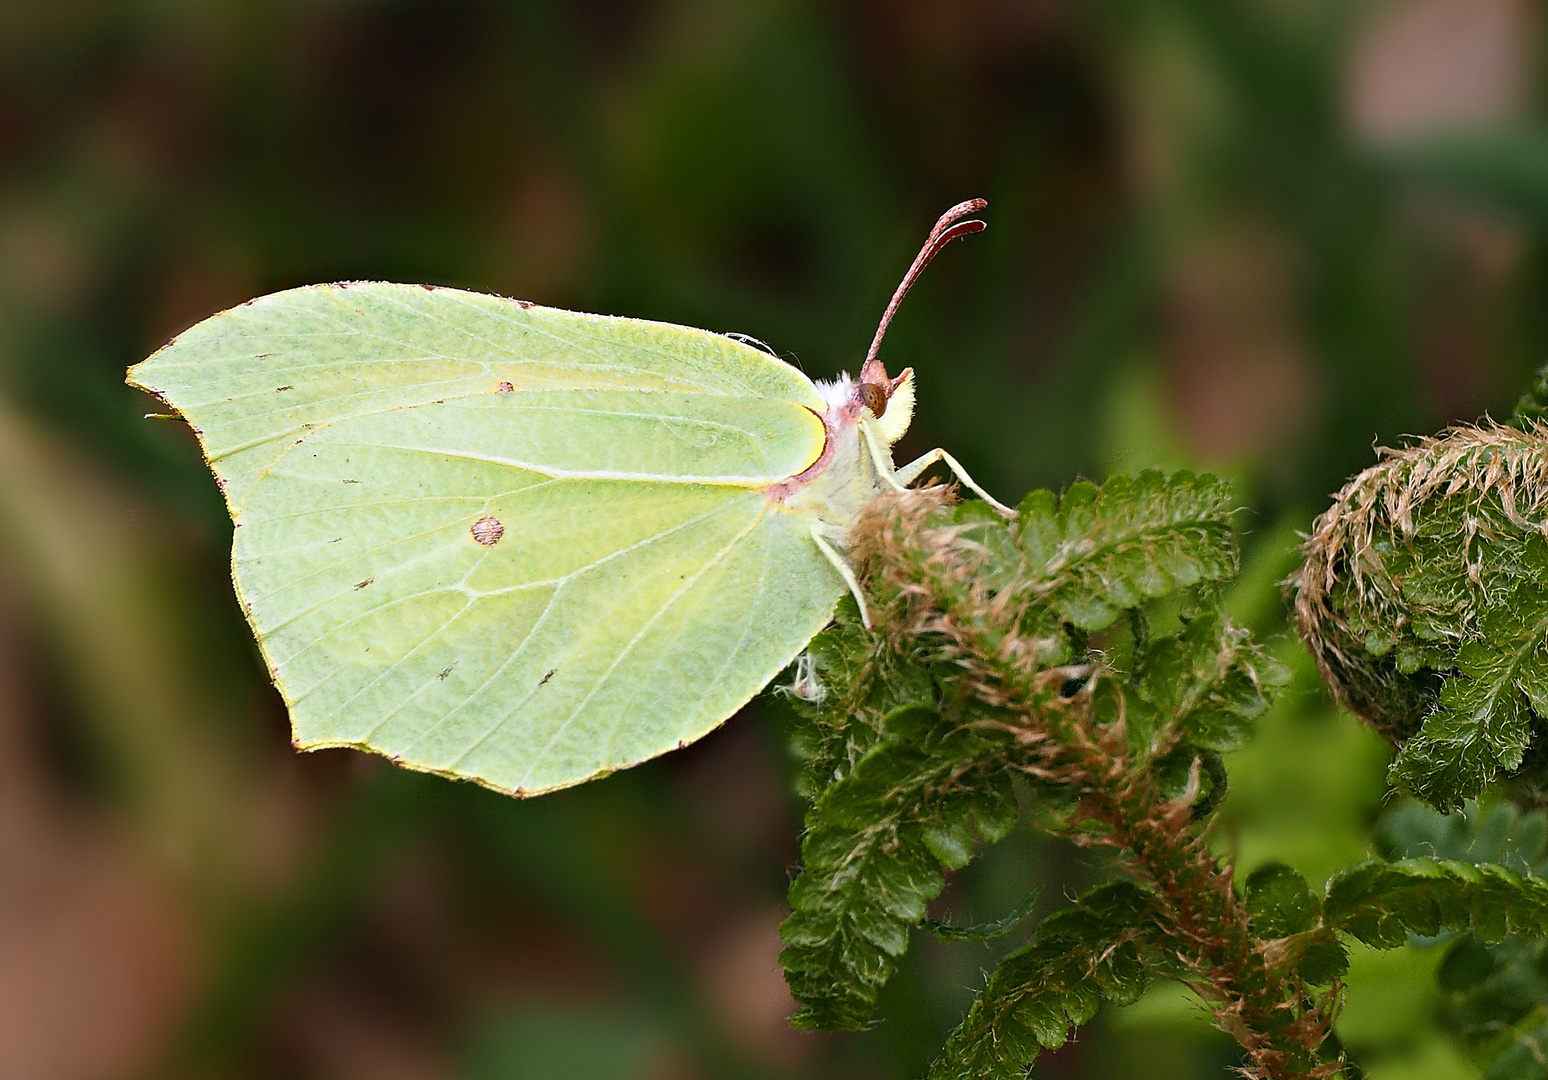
471, 515, 504, 546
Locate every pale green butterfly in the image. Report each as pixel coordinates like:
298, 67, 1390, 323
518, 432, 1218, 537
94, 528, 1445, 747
128, 199, 1011, 797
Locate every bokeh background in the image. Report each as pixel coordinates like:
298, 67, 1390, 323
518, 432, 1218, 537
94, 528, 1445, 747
0, 1, 1543, 1077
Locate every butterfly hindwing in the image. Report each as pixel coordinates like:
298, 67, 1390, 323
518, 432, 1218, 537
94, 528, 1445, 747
132, 284, 843, 793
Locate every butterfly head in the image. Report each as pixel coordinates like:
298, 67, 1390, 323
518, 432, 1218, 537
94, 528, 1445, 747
861, 368, 914, 446
814, 367, 915, 448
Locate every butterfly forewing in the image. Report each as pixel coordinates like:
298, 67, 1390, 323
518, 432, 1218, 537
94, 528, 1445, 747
132, 283, 827, 507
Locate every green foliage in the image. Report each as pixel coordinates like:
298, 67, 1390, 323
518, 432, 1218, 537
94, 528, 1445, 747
1206, 820, 1548, 1069
1131, 610, 1280, 755
1378, 800, 1548, 878
1438, 935, 1548, 1080
1291, 365, 1548, 1073
1014, 469, 1237, 632
1379, 801, 1548, 1080
927, 882, 1161, 1080
1391, 592, 1548, 810
1291, 423, 1548, 811
1245, 862, 1319, 939
1239, 863, 1350, 986
780, 471, 1297, 1071
1324, 858, 1548, 948
920, 889, 1043, 943
779, 700, 1021, 1030
1515, 366, 1548, 432
788, 456, 1548, 1075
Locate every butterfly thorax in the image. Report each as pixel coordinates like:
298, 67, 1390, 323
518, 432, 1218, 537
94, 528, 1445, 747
773, 419, 877, 527
766, 370, 914, 529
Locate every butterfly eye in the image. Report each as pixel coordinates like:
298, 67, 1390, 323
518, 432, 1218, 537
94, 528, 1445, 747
858, 381, 888, 418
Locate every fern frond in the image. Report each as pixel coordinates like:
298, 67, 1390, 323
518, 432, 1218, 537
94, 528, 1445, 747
1324, 858, 1548, 947
1391, 592, 1548, 811
1378, 800, 1548, 1078
1017, 469, 1238, 631
928, 882, 1160, 1080
780, 702, 1021, 1030
1379, 800, 1548, 877
1291, 423, 1548, 809
1133, 610, 1287, 754
920, 889, 1042, 942
778, 474, 1310, 1072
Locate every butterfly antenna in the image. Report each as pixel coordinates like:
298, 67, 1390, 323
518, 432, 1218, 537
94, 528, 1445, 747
862, 198, 988, 382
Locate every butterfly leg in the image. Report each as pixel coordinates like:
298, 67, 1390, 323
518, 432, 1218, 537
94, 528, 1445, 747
861, 422, 1016, 518
809, 522, 872, 629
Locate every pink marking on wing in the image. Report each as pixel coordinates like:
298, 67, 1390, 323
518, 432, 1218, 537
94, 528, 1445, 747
763, 405, 838, 504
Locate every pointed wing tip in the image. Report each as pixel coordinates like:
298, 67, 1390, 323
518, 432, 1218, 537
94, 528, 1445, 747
126, 364, 181, 419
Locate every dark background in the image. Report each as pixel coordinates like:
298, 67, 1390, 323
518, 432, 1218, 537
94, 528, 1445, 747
0, 1, 1541, 1077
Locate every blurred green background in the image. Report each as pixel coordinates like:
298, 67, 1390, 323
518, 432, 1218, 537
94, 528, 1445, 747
0, 1, 1544, 1077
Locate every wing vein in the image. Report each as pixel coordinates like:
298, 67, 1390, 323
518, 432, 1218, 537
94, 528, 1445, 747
379, 494, 759, 755
491, 505, 769, 785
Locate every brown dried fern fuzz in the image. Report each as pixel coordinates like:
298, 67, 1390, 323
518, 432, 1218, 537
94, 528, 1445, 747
851, 490, 988, 668
1290, 422, 1548, 745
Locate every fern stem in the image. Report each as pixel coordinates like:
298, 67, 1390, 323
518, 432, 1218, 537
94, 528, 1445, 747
854, 487, 1340, 1079
1089, 759, 1334, 1079
1006, 667, 1337, 1077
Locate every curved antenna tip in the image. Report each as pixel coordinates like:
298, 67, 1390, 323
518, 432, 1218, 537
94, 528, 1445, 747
863, 199, 989, 382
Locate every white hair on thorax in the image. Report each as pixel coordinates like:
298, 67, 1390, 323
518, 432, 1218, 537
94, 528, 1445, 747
814, 374, 858, 414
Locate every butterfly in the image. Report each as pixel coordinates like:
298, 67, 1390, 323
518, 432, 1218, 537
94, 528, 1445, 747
129, 199, 1010, 796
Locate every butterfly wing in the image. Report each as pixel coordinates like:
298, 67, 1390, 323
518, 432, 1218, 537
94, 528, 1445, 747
130, 283, 843, 794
